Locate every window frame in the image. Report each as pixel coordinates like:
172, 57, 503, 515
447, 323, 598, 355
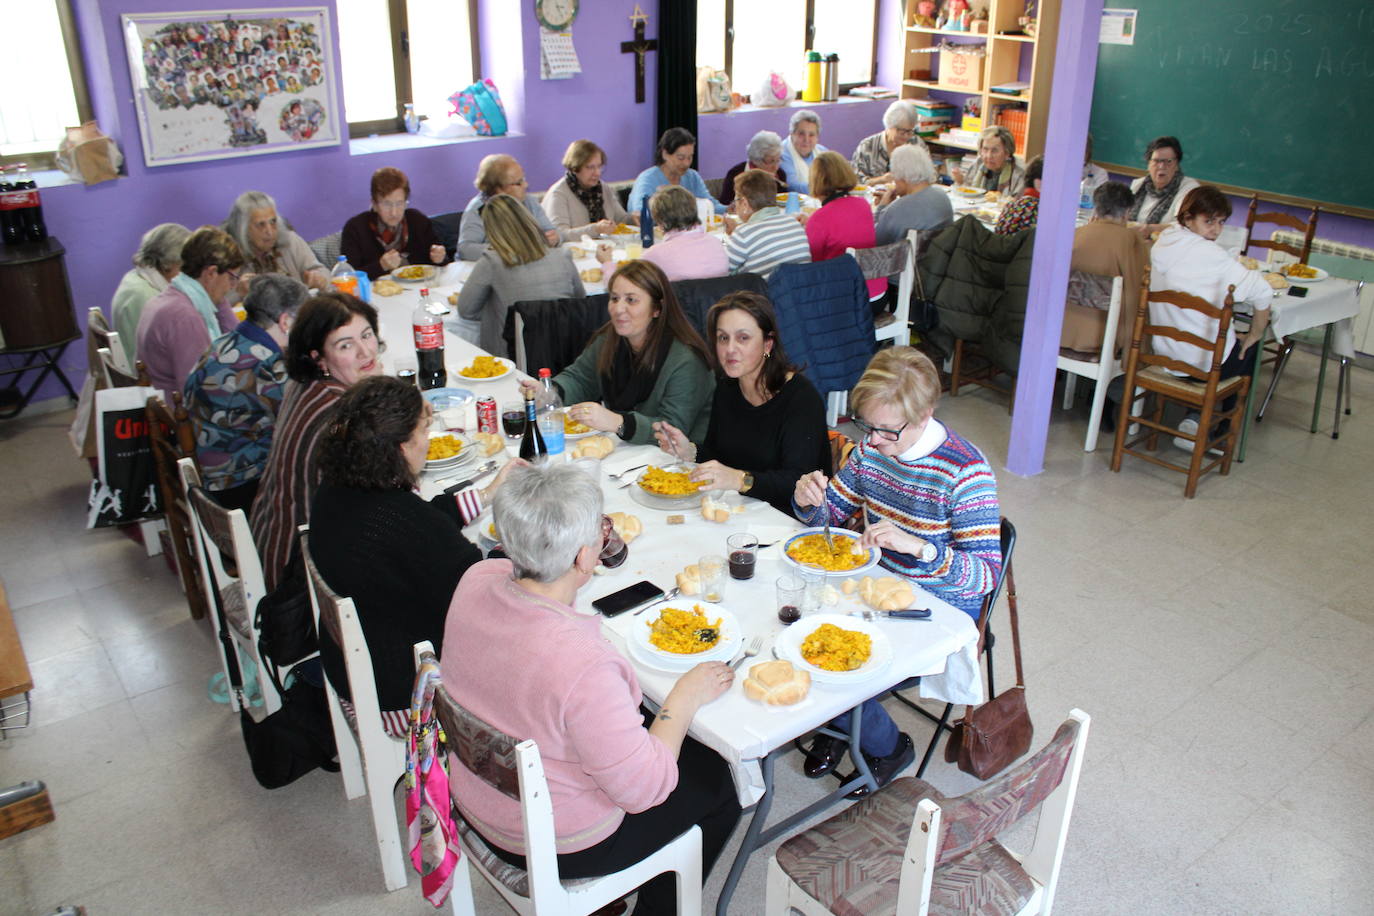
0, 0, 95, 170
715, 0, 879, 97
345, 0, 482, 138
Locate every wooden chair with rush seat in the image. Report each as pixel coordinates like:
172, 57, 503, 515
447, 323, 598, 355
1110, 273, 1250, 498
147, 393, 208, 620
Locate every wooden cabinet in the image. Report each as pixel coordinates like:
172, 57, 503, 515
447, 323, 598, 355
898, 0, 1059, 164
0, 238, 80, 417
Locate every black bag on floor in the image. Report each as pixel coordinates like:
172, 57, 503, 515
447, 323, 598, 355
240, 664, 340, 789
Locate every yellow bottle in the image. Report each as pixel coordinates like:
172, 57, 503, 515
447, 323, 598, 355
802, 51, 823, 102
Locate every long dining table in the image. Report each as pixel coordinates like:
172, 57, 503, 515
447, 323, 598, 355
367, 284, 982, 913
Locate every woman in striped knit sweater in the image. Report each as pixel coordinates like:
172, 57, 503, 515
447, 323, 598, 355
793, 346, 1001, 795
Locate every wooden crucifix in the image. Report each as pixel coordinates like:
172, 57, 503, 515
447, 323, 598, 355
620, 6, 657, 104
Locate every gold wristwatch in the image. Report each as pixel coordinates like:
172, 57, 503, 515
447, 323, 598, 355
740, 472, 754, 493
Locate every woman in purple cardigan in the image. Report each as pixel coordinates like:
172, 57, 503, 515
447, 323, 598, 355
441, 464, 741, 914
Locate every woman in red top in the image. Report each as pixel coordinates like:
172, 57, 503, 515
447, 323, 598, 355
803, 151, 885, 301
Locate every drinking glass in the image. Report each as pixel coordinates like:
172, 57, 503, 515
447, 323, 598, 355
799, 563, 826, 614
776, 574, 804, 625
501, 400, 526, 439
600, 516, 628, 569
699, 554, 726, 603
726, 533, 758, 580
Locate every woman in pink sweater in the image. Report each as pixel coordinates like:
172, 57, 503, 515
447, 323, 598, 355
803, 151, 886, 300
440, 464, 740, 914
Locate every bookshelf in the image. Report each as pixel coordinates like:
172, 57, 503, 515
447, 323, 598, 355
899, 0, 1059, 165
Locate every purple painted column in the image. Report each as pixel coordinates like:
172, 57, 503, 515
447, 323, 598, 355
1006, 0, 1104, 476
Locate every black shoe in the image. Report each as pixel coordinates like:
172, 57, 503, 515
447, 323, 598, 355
845, 733, 915, 799
803, 734, 848, 779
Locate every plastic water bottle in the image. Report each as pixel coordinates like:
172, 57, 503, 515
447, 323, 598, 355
330, 255, 359, 296
536, 368, 566, 460
1079, 176, 1094, 211
403, 103, 420, 135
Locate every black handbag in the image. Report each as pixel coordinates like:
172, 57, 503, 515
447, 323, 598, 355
239, 664, 339, 789
254, 548, 318, 689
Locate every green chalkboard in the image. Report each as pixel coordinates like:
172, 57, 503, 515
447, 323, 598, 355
1089, 1, 1374, 213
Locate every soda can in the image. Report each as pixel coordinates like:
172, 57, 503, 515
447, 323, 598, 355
476, 396, 498, 434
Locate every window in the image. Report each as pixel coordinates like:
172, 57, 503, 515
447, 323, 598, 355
0, 0, 93, 168
696, 0, 878, 102
338, 0, 479, 137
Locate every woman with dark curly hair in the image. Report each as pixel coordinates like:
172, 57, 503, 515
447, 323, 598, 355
653, 292, 829, 514
249, 291, 385, 590
309, 376, 521, 732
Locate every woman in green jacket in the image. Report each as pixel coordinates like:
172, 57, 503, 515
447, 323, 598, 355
525, 259, 713, 445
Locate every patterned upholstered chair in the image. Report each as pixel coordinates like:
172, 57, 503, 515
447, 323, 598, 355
413, 641, 703, 916
767, 709, 1090, 916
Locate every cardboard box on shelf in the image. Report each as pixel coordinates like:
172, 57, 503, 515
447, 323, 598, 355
938, 50, 985, 92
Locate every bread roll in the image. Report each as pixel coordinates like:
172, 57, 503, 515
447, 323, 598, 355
700, 493, 731, 524
743, 660, 811, 706
1263, 272, 1290, 290
1238, 255, 1261, 270
607, 511, 642, 543
676, 564, 702, 596
858, 576, 915, 612
471, 432, 504, 457
571, 435, 615, 460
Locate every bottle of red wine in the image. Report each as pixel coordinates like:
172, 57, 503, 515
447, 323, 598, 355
518, 389, 548, 463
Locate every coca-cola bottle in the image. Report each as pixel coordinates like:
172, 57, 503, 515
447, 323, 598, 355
15, 163, 46, 243
0, 167, 21, 246
412, 288, 446, 390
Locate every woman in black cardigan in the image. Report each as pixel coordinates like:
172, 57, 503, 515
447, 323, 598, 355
310, 375, 519, 733
653, 291, 830, 515
339, 167, 448, 279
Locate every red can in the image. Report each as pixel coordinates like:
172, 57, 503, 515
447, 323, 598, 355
476, 396, 498, 434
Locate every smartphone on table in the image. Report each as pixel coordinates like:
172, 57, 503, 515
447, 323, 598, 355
592, 580, 665, 617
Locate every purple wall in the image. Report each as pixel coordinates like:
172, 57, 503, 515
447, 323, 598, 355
19, 0, 1372, 409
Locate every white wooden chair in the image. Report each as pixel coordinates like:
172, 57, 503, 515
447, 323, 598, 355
412, 641, 703, 916
301, 530, 409, 892
1056, 274, 1125, 452
87, 307, 135, 387
846, 228, 918, 349
767, 709, 1091, 916
178, 458, 282, 715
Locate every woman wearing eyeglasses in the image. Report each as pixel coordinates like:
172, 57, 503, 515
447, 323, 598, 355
340, 167, 448, 279
849, 101, 930, 186
792, 346, 1001, 796
1127, 136, 1200, 238
949, 126, 1026, 197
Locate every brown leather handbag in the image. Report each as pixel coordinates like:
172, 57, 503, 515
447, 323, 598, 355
946, 561, 1032, 779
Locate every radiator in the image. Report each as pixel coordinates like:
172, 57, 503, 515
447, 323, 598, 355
1269, 230, 1374, 359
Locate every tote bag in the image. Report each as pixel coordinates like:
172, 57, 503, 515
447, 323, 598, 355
449, 79, 508, 136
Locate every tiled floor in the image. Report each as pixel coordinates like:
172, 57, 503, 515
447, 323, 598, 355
2, 351, 1371, 915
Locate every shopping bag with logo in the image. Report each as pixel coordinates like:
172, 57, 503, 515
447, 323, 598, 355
449, 79, 508, 136
696, 67, 732, 112
87, 386, 162, 528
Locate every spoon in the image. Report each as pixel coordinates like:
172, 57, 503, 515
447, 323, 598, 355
608, 462, 649, 483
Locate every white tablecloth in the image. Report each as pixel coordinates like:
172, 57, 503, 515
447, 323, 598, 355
1267, 276, 1361, 359
374, 282, 983, 806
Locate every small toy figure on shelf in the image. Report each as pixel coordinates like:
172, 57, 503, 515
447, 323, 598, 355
913, 0, 937, 28
945, 0, 970, 31
1020, 0, 1038, 37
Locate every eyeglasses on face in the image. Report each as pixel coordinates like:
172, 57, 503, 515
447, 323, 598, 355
852, 417, 909, 442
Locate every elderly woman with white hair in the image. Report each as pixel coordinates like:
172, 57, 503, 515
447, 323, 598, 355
850, 100, 930, 185
951, 125, 1026, 196
875, 143, 955, 245
111, 222, 192, 366
440, 463, 741, 913
719, 129, 787, 208
224, 190, 330, 291
782, 109, 827, 194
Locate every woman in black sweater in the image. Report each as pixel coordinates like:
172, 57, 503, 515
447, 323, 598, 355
310, 376, 517, 733
654, 292, 830, 514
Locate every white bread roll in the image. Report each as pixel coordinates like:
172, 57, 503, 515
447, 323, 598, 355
607, 511, 642, 543
571, 435, 615, 459
858, 575, 915, 611
743, 660, 811, 706
676, 564, 702, 596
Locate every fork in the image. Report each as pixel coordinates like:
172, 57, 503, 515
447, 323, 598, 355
822, 515, 836, 554
608, 462, 649, 483
730, 635, 765, 670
